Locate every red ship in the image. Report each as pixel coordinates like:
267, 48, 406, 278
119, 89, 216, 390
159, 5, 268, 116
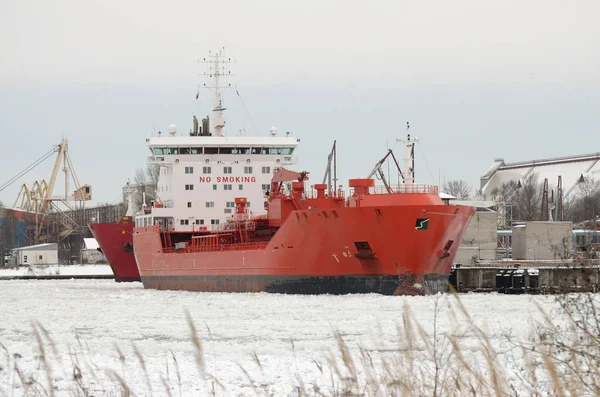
90, 49, 305, 283
88, 216, 139, 282
133, 139, 475, 295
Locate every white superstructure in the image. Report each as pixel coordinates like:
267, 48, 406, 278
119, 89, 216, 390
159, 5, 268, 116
136, 49, 299, 231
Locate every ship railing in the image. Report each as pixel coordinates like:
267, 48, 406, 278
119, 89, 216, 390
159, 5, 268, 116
163, 240, 269, 253
191, 241, 268, 253
232, 213, 250, 222
305, 190, 346, 199
365, 184, 439, 195
217, 222, 239, 232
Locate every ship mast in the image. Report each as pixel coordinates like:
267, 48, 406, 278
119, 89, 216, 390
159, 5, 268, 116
396, 122, 418, 185
200, 48, 235, 137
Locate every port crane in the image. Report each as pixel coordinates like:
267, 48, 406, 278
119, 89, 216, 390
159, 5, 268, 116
2, 138, 92, 241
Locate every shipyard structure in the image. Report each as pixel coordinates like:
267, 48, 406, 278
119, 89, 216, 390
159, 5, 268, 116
0, 138, 155, 266
452, 152, 600, 293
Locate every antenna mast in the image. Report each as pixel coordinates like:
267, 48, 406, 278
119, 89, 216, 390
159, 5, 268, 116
200, 48, 235, 137
396, 122, 418, 184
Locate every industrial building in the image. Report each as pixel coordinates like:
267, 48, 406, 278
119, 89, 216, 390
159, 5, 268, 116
12, 243, 58, 266
512, 221, 573, 261
454, 208, 499, 265
480, 152, 600, 200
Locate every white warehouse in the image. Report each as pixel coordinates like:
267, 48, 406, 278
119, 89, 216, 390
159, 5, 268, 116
13, 243, 58, 266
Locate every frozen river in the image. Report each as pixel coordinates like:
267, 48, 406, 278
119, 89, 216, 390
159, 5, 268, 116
0, 279, 567, 396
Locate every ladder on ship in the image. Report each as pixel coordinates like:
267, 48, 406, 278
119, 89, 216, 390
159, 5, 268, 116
237, 222, 248, 243
162, 231, 173, 250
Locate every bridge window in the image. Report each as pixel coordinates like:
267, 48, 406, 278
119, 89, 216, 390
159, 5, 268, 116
190, 147, 202, 154
204, 147, 218, 155
164, 148, 178, 155
153, 148, 166, 155
180, 147, 191, 154
251, 147, 262, 154
232, 147, 250, 154
219, 147, 233, 154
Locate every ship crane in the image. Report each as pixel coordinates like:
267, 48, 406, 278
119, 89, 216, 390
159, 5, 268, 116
367, 149, 404, 194
322, 140, 337, 196
270, 168, 309, 194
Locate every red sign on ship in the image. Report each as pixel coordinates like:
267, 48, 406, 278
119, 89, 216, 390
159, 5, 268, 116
199, 176, 257, 183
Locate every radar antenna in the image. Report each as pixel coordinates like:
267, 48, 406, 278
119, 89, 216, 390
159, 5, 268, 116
199, 47, 236, 137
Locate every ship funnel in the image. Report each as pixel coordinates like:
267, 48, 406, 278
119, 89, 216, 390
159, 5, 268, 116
202, 116, 210, 136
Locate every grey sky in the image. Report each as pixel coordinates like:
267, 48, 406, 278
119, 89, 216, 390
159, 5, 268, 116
1, 0, 599, 205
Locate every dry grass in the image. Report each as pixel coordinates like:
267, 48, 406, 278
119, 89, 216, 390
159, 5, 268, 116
1, 292, 599, 396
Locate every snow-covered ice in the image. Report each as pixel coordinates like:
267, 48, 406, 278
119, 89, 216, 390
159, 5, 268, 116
0, 264, 113, 278
0, 280, 572, 396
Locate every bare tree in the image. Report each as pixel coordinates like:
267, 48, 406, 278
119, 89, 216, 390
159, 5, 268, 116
490, 180, 520, 201
442, 180, 471, 199
566, 177, 600, 223
511, 173, 542, 221
147, 164, 159, 188
133, 165, 160, 211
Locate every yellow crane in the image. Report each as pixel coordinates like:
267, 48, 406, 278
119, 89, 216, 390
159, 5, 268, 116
9, 138, 92, 241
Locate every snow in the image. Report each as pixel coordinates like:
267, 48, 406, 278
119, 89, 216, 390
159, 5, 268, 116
83, 237, 100, 250
0, 264, 113, 278
0, 280, 575, 396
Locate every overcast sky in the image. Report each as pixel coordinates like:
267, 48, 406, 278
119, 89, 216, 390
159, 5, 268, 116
1, 0, 599, 206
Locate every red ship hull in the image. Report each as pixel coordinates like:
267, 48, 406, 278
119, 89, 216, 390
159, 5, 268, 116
133, 203, 474, 295
88, 223, 140, 282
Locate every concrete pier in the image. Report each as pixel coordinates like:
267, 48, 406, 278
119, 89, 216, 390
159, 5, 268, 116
450, 263, 600, 294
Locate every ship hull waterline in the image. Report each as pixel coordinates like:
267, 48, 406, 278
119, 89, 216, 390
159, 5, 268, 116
133, 204, 474, 295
